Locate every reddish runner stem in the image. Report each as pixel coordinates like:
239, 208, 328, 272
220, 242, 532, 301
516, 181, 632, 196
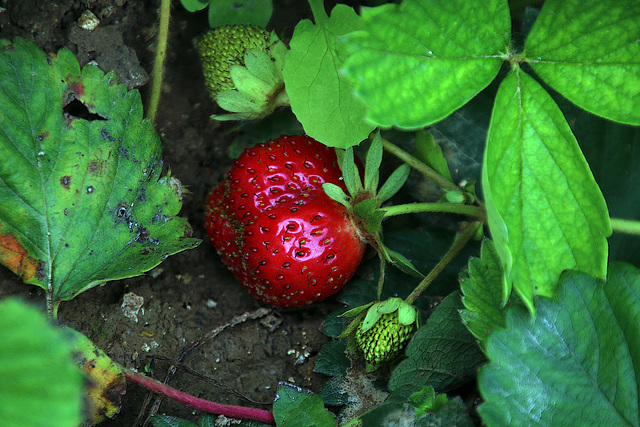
124, 369, 275, 425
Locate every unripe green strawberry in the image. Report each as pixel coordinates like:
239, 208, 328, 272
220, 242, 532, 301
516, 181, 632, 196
356, 311, 417, 369
197, 25, 271, 97
196, 25, 289, 120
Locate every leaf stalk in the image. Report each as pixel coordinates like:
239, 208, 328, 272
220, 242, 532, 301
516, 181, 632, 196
382, 202, 485, 220
146, 0, 171, 126
610, 217, 640, 236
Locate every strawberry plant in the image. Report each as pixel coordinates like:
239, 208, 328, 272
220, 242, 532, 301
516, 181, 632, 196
2, 0, 640, 425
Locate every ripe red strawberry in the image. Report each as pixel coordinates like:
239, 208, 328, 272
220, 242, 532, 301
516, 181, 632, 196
205, 135, 366, 308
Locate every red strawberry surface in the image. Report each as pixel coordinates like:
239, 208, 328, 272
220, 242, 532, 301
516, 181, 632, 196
205, 135, 366, 308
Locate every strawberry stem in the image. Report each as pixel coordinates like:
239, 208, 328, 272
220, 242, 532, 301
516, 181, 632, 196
146, 0, 171, 127
381, 139, 466, 199
123, 368, 275, 425
382, 203, 485, 220
405, 222, 481, 305
611, 217, 640, 236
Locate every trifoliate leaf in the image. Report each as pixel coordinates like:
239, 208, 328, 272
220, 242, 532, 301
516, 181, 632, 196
389, 292, 485, 393
0, 39, 200, 314
459, 239, 508, 349
478, 263, 640, 425
0, 298, 83, 427
341, 0, 511, 129
482, 68, 610, 312
283, 3, 375, 148
273, 383, 336, 427
525, 0, 640, 125
207, 0, 273, 28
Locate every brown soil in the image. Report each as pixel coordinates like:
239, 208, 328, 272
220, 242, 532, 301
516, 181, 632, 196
0, 1, 347, 425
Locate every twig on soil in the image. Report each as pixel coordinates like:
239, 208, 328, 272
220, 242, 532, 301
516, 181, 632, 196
134, 307, 273, 426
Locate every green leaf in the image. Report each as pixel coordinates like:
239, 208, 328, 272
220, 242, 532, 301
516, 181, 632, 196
482, 68, 610, 311
478, 263, 640, 425
0, 298, 83, 427
389, 292, 485, 393
459, 239, 508, 349
179, 0, 209, 13
525, 0, 640, 125
414, 130, 453, 183
283, 3, 375, 148
320, 376, 349, 406
0, 39, 200, 309
273, 383, 337, 426
207, 0, 273, 28
313, 339, 350, 377
341, 0, 510, 129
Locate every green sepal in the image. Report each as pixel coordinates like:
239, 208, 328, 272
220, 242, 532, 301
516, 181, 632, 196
378, 164, 411, 204
361, 304, 383, 333
322, 182, 351, 208
444, 190, 466, 204
338, 308, 370, 339
342, 147, 364, 197
398, 302, 417, 326
229, 65, 271, 102
378, 297, 402, 314
340, 301, 374, 318
365, 133, 384, 193
381, 244, 425, 278
244, 48, 280, 87
354, 198, 385, 233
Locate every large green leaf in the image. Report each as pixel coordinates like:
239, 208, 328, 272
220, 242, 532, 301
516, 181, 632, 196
273, 383, 336, 426
0, 39, 200, 311
482, 68, 610, 311
340, 0, 511, 129
0, 298, 84, 427
525, 0, 640, 125
389, 292, 485, 393
478, 263, 640, 425
207, 0, 273, 28
283, 1, 375, 148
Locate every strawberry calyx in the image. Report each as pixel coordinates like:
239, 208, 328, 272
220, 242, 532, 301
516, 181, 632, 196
197, 25, 289, 121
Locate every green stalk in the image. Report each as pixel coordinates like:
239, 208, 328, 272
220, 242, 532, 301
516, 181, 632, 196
405, 222, 480, 305
381, 139, 465, 198
146, 0, 171, 126
383, 202, 485, 220
307, 0, 328, 25
611, 217, 640, 236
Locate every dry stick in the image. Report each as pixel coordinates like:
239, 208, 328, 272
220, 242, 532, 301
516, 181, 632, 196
134, 307, 272, 426
146, 0, 171, 126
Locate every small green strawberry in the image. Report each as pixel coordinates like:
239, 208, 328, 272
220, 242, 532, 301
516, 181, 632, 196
196, 24, 288, 120
342, 297, 419, 371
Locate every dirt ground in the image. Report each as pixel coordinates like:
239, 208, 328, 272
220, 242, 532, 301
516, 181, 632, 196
0, 0, 352, 424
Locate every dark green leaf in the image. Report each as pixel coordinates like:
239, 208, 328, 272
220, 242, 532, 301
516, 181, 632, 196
478, 263, 640, 425
482, 68, 610, 312
0, 40, 200, 310
207, 0, 273, 27
459, 239, 507, 349
320, 376, 350, 406
273, 383, 336, 426
341, 0, 510, 129
313, 339, 350, 377
389, 292, 485, 393
321, 306, 350, 338
526, 0, 640, 125
0, 298, 83, 426
283, 3, 375, 148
